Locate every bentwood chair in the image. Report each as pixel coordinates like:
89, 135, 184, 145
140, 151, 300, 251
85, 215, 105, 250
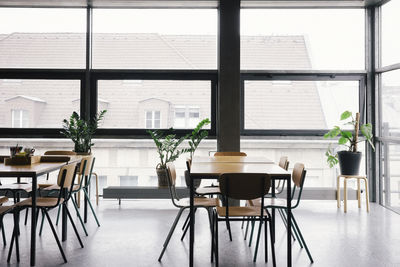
158, 162, 219, 262
243, 156, 289, 242
8, 163, 84, 264
55, 156, 100, 228
212, 173, 275, 266
250, 163, 314, 263
38, 157, 89, 236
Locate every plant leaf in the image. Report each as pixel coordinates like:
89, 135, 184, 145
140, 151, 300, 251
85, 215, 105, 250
340, 111, 352, 120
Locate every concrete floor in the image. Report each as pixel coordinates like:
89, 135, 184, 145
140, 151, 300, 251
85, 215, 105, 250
0, 199, 399, 267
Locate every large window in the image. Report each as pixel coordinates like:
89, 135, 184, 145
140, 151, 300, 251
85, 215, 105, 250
97, 80, 211, 129
0, 8, 86, 68
241, 9, 365, 70
0, 79, 80, 128
244, 80, 360, 130
92, 9, 217, 69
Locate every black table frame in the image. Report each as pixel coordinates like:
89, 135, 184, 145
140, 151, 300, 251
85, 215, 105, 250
189, 173, 292, 267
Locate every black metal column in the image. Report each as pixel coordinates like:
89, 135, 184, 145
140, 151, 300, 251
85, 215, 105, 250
217, 0, 241, 152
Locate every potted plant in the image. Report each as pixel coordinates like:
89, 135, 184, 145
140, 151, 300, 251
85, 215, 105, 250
185, 118, 210, 188
148, 129, 189, 187
324, 111, 374, 175
61, 110, 107, 154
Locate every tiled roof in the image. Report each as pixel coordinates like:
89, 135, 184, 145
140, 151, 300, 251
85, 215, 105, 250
0, 32, 325, 129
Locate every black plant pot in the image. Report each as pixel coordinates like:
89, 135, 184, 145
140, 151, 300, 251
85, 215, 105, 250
338, 151, 362, 175
156, 167, 169, 188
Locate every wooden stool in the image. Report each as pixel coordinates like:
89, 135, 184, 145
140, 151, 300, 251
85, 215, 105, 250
337, 175, 370, 213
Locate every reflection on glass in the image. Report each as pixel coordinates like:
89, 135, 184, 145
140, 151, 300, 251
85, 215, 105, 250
241, 9, 364, 70
98, 80, 211, 129
0, 8, 86, 68
93, 9, 217, 69
382, 0, 400, 67
244, 80, 359, 130
382, 70, 400, 137
382, 142, 400, 213
0, 79, 80, 128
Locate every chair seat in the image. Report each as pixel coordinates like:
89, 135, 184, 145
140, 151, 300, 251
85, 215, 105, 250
248, 197, 289, 209
216, 206, 265, 217
176, 197, 219, 208
0, 205, 13, 215
195, 186, 220, 195
41, 184, 80, 191
17, 197, 64, 208
0, 196, 8, 205
0, 183, 37, 192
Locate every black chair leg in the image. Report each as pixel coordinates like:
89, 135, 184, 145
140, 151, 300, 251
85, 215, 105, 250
291, 214, 314, 263
181, 212, 190, 231
253, 220, 263, 262
0, 216, 6, 246
44, 209, 67, 263
7, 211, 20, 263
211, 210, 214, 263
226, 219, 233, 241
24, 208, 29, 225
249, 218, 256, 247
244, 220, 250, 240
65, 204, 84, 248
158, 208, 184, 261
39, 209, 45, 236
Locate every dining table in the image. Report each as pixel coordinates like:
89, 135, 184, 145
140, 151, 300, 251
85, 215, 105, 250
0, 156, 79, 266
188, 155, 292, 267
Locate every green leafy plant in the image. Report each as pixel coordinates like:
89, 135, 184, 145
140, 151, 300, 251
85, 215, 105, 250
148, 129, 190, 170
61, 110, 107, 153
187, 118, 211, 160
324, 111, 374, 168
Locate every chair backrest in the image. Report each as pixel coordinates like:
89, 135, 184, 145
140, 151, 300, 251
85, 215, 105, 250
291, 163, 307, 209
166, 162, 181, 206
57, 163, 78, 189
278, 156, 289, 170
214, 152, 247, 156
75, 156, 89, 190
219, 173, 270, 200
186, 158, 192, 172
45, 150, 77, 156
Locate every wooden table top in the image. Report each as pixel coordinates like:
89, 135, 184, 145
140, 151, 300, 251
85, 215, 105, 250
0, 155, 81, 177
192, 156, 274, 164
190, 162, 290, 179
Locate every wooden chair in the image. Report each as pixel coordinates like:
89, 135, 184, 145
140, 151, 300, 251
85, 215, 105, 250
158, 162, 219, 262
8, 163, 84, 264
250, 163, 313, 263
212, 173, 275, 266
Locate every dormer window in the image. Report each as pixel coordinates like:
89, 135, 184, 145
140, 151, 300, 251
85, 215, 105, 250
11, 109, 29, 128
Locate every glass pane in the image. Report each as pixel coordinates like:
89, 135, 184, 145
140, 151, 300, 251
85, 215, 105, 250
0, 79, 81, 128
244, 80, 359, 130
0, 8, 86, 68
381, 70, 400, 137
382, 0, 400, 66
119, 176, 138, 186
93, 9, 217, 69
154, 111, 160, 120
241, 9, 365, 70
98, 80, 211, 129
241, 139, 366, 188
382, 142, 400, 213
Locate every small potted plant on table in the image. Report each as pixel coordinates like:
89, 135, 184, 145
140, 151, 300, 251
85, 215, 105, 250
324, 111, 374, 175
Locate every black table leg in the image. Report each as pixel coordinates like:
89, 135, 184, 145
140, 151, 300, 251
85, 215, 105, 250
287, 176, 292, 267
84, 175, 88, 223
271, 178, 276, 242
30, 175, 37, 266
189, 174, 194, 267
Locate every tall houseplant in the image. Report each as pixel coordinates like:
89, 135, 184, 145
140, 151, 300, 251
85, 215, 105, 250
148, 129, 189, 187
324, 111, 374, 175
61, 110, 107, 154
